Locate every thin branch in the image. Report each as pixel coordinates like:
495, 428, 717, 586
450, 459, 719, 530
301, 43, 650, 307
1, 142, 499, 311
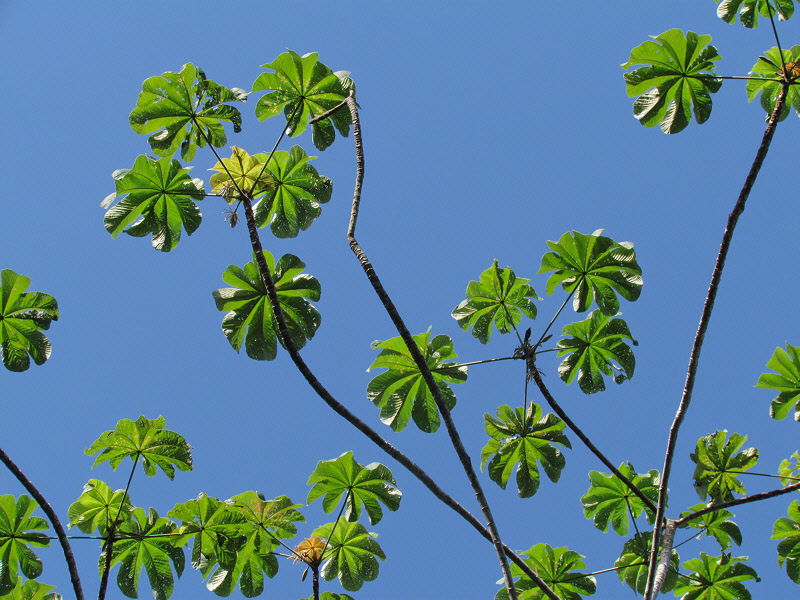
0, 446, 85, 600
643, 81, 790, 600
528, 365, 656, 512
309, 100, 348, 124
675, 481, 800, 527
342, 95, 529, 600
456, 355, 517, 367
765, 1, 789, 77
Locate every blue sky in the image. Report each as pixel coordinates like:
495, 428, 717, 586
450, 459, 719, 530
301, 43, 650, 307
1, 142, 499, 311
2, 1, 800, 598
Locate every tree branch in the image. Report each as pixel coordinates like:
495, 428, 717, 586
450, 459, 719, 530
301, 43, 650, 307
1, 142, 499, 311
675, 481, 800, 527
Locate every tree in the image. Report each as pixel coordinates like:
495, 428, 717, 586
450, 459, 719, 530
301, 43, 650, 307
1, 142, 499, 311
1, 1, 792, 600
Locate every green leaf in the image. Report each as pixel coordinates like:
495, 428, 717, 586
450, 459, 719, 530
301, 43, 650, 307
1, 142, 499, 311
129, 63, 246, 162
538, 230, 642, 315
306, 451, 401, 525
756, 342, 800, 420
101, 155, 205, 252
212, 253, 321, 361
773, 500, 800, 584
252, 146, 333, 238
716, 0, 795, 28
366, 329, 467, 433
169, 494, 247, 570
615, 531, 679, 594
230, 491, 304, 541
779, 451, 800, 485
0, 270, 58, 372
557, 310, 637, 394
451, 260, 540, 344
0, 496, 50, 596
252, 51, 353, 151
580, 463, 660, 536
85, 416, 193, 480
621, 29, 722, 133
690, 431, 758, 503
674, 553, 759, 600
494, 543, 596, 600
68, 479, 134, 535
746, 46, 800, 122
314, 521, 385, 592
0, 579, 62, 600
208, 146, 276, 203
101, 507, 184, 600
680, 504, 743, 550
299, 593, 354, 600
480, 404, 571, 498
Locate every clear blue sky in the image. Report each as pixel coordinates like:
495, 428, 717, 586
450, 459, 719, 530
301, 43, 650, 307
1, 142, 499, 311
2, 2, 800, 598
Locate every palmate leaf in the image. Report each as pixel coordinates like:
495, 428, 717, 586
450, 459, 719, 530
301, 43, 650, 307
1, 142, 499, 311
85, 416, 193, 480
169, 494, 247, 571
495, 544, 596, 600
757, 343, 800, 420
129, 63, 246, 162
773, 499, 800, 584
580, 463, 660, 536
252, 146, 333, 238
208, 146, 276, 203
68, 479, 133, 535
680, 504, 742, 551
313, 521, 385, 592
212, 253, 321, 361
779, 451, 800, 485
0, 270, 58, 372
557, 310, 637, 394
101, 507, 184, 600
366, 330, 467, 433
690, 431, 758, 503
716, 0, 795, 28
0, 496, 50, 596
252, 50, 354, 151
746, 47, 800, 122
306, 452, 401, 526
674, 553, 759, 600
451, 260, 540, 344
480, 404, 571, 498
0, 579, 62, 600
300, 593, 354, 600
101, 155, 204, 252
538, 230, 642, 316
615, 532, 679, 595
622, 29, 722, 133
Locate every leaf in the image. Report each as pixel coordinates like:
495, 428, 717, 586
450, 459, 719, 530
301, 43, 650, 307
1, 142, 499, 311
779, 451, 800, 485
0, 496, 50, 596
85, 416, 193, 480
680, 504, 743, 550
212, 253, 321, 361
68, 479, 134, 535
716, 0, 795, 28
208, 146, 276, 204
366, 329, 467, 433
773, 500, 800, 584
0, 579, 62, 600
306, 452, 401, 525
252, 51, 353, 151
0, 270, 58, 372
621, 29, 723, 133
494, 543, 596, 600
314, 521, 385, 592
101, 507, 184, 600
538, 230, 642, 315
129, 63, 246, 162
674, 553, 759, 600
756, 342, 800, 420
480, 404, 571, 498
101, 155, 204, 252
299, 593, 354, 600
691, 431, 758, 503
615, 531, 679, 594
251, 146, 333, 238
580, 463, 660, 536
169, 494, 247, 570
746, 46, 800, 122
451, 260, 540, 344
557, 310, 637, 394
230, 491, 304, 541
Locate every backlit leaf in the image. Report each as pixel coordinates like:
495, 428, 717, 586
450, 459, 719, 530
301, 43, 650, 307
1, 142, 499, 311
314, 521, 385, 592
615, 532, 679, 594
690, 431, 757, 503
674, 553, 759, 600
581, 463, 660, 536
494, 543, 595, 600
68, 479, 134, 535
680, 504, 743, 550
716, 0, 795, 28
746, 46, 800, 122
756, 342, 800, 420
773, 500, 800, 584
0, 496, 50, 596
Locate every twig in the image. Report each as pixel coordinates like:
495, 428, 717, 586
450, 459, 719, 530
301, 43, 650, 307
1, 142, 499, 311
675, 481, 800, 527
